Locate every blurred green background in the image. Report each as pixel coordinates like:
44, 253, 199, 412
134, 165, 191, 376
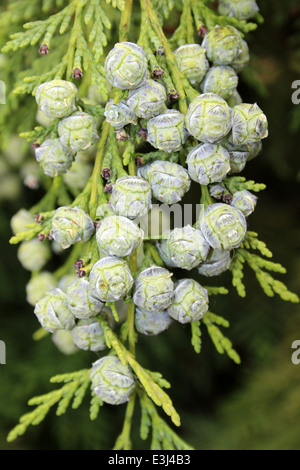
0, 0, 300, 450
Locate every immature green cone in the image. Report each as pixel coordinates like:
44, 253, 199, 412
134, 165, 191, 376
34, 288, 75, 333
202, 25, 243, 66
138, 160, 191, 204
127, 79, 167, 119
220, 138, 249, 174
66, 278, 104, 319
104, 99, 138, 129
35, 139, 74, 177
90, 356, 136, 405
147, 109, 189, 153
52, 330, 78, 355
231, 103, 268, 146
231, 190, 258, 216
231, 40, 250, 71
35, 80, 78, 119
201, 66, 238, 100
26, 271, 57, 306
96, 215, 144, 258
247, 140, 262, 162
186, 143, 230, 185
227, 90, 243, 107
198, 249, 232, 277
159, 225, 210, 270
218, 0, 259, 20
58, 273, 77, 292
17, 239, 51, 272
52, 206, 94, 249
200, 203, 247, 250
109, 176, 152, 220
58, 112, 98, 152
89, 256, 134, 302
168, 279, 209, 324
174, 44, 209, 86
209, 185, 226, 201
71, 318, 106, 352
11, 209, 34, 235
135, 307, 172, 336
63, 160, 92, 191
133, 266, 174, 312
156, 233, 177, 268
104, 42, 147, 90
185, 93, 232, 143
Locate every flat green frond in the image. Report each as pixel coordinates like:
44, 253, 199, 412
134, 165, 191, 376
225, 176, 266, 194
191, 320, 202, 354
7, 369, 91, 442
140, 394, 194, 450
203, 312, 241, 364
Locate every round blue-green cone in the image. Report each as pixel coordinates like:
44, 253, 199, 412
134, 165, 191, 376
198, 249, 232, 277
71, 318, 106, 352
135, 307, 172, 336
90, 356, 136, 405
168, 279, 209, 324
200, 203, 247, 250
133, 266, 174, 313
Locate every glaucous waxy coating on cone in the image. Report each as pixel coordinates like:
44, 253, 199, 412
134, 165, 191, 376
17, 239, 51, 272
133, 266, 174, 312
221, 138, 249, 174
58, 111, 98, 152
90, 356, 136, 405
218, 0, 259, 20
185, 93, 232, 143
161, 225, 210, 270
66, 278, 103, 319
168, 279, 209, 324
63, 160, 92, 191
35, 139, 74, 177
71, 318, 106, 352
231, 103, 268, 146
109, 176, 152, 220
96, 215, 144, 257
10, 209, 34, 235
156, 233, 177, 268
173, 44, 209, 86
135, 307, 173, 336
127, 79, 167, 119
231, 190, 258, 217
138, 160, 191, 204
51, 206, 94, 249
147, 109, 189, 153
231, 40, 250, 72
34, 288, 75, 333
201, 66, 238, 100
209, 184, 225, 200
35, 80, 78, 119
247, 140, 262, 162
186, 143, 230, 185
104, 42, 148, 90
89, 256, 134, 302
104, 99, 138, 129
202, 25, 243, 66
198, 248, 232, 276
26, 271, 57, 306
227, 90, 243, 107
58, 273, 77, 293
200, 203, 247, 250
52, 330, 78, 355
